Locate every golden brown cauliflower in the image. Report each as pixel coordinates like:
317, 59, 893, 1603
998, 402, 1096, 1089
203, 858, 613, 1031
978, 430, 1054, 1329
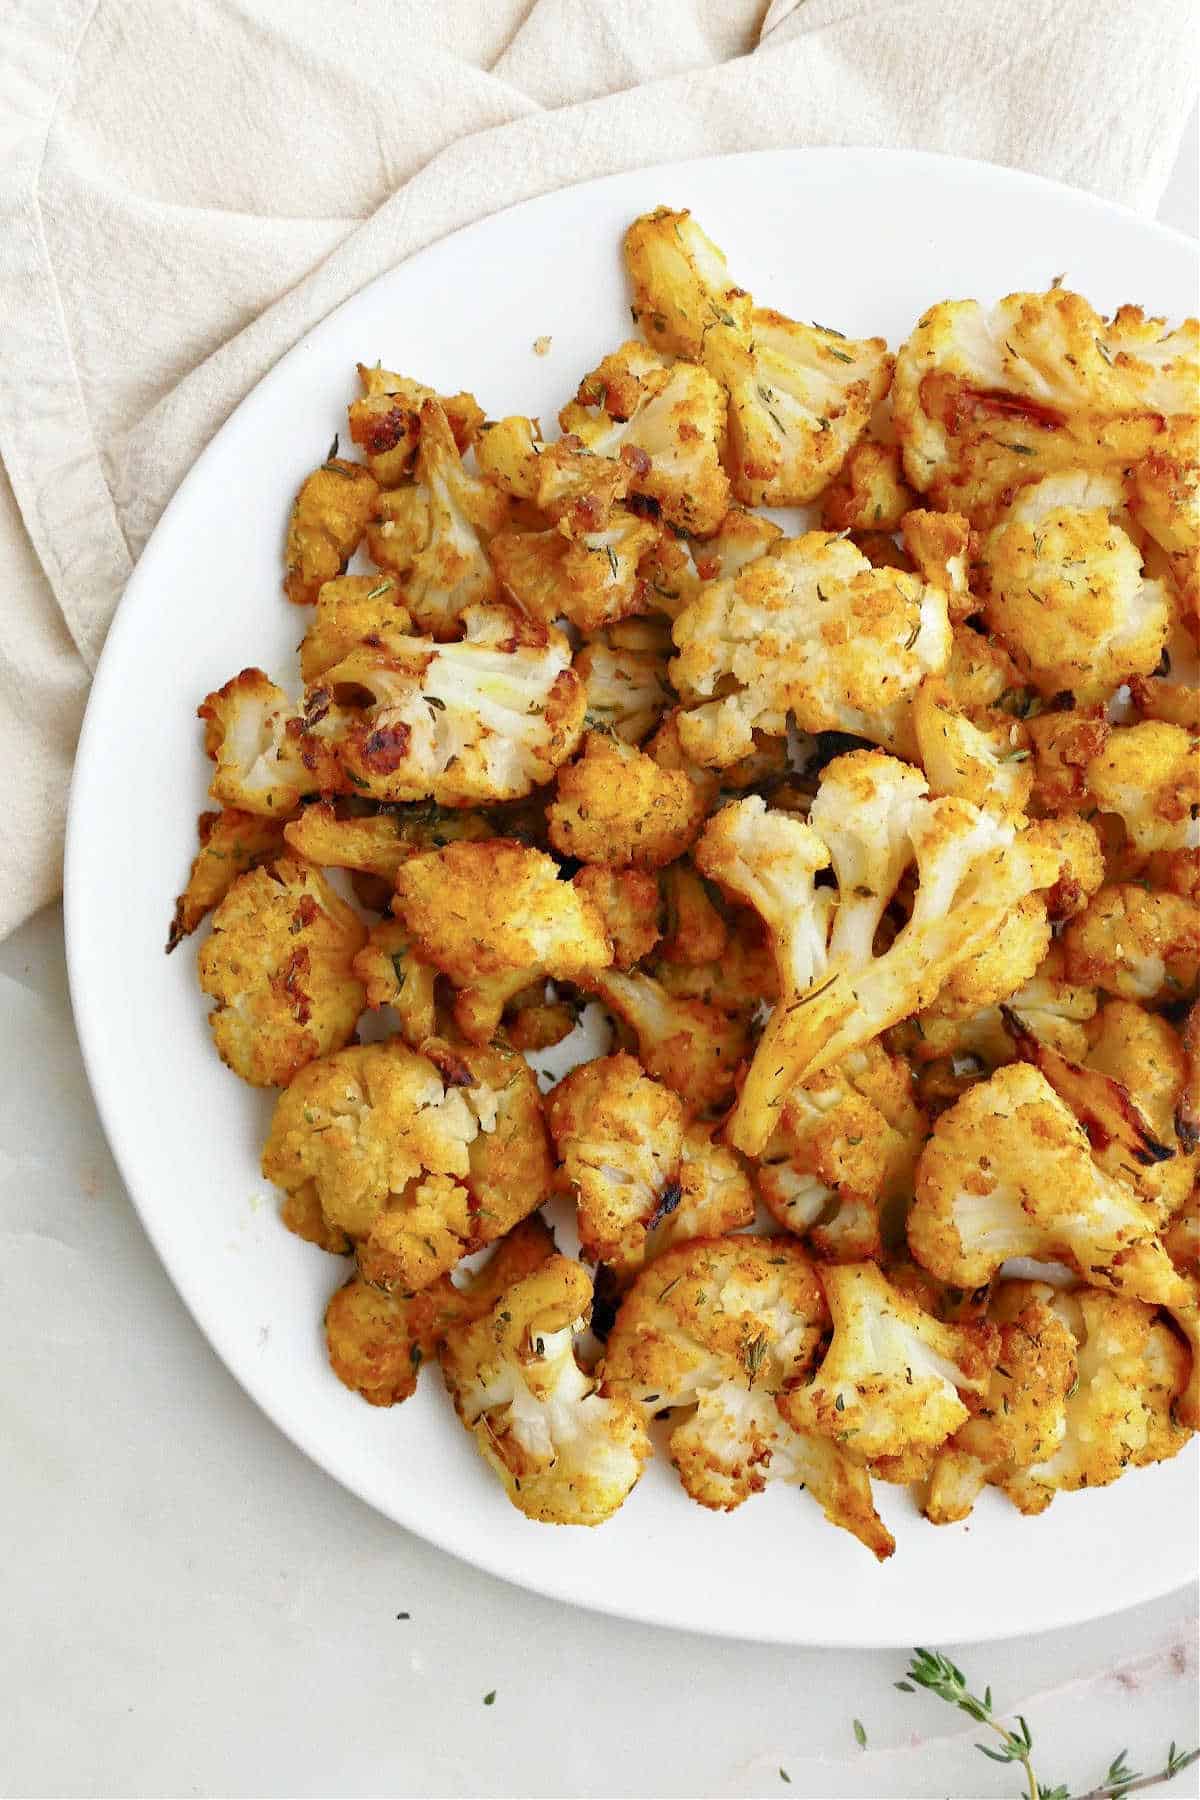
298, 574, 412, 684
909, 1062, 1188, 1306
1126, 439, 1200, 627
892, 288, 1200, 519
167, 807, 287, 950
347, 364, 483, 487
1083, 721, 1199, 858
821, 440, 915, 534
671, 531, 952, 765
558, 341, 730, 535
282, 798, 493, 881
350, 917, 438, 1044
657, 862, 728, 966
779, 1261, 997, 1464
490, 509, 659, 634
198, 668, 342, 818
622, 206, 751, 360
325, 1271, 464, 1406
602, 1236, 894, 1557
392, 839, 612, 1041
980, 474, 1170, 703
284, 452, 378, 606
900, 509, 974, 622
704, 312, 893, 508
546, 731, 707, 870
196, 858, 366, 1087
585, 966, 748, 1111
1000, 1286, 1191, 1514
312, 604, 585, 805
924, 1284, 1078, 1523
910, 676, 1035, 814
1061, 882, 1200, 1001
570, 865, 661, 970
547, 1054, 753, 1277
439, 1251, 651, 1525
899, 942, 1100, 1078
575, 619, 673, 743
640, 510, 784, 622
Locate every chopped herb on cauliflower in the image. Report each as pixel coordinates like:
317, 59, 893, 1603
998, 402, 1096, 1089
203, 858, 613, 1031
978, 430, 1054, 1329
623, 207, 752, 360
1061, 882, 1200, 1001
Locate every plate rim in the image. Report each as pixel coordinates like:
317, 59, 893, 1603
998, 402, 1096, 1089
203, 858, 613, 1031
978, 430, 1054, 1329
64, 143, 1200, 1647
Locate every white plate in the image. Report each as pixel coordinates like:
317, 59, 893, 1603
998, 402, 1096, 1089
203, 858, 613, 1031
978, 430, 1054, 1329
66, 148, 1199, 1646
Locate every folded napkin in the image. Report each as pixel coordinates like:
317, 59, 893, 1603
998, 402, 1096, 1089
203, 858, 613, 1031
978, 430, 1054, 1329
1, 0, 1196, 938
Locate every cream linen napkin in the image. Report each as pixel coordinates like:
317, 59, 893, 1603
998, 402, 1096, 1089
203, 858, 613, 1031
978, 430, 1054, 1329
1, 0, 1197, 938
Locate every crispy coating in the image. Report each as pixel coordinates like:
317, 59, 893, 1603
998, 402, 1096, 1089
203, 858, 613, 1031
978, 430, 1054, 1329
1000, 1286, 1191, 1513
671, 531, 951, 765
650, 908, 778, 1012
910, 676, 1034, 813
299, 575, 412, 683
313, 604, 585, 805
347, 364, 483, 486
350, 917, 438, 1044
704, 311, 893, 508
575, 619, 673, 743
284, 455, 378, 606
640, 510, 784, 622
820, 440, 915, 534
932, 893, 1051, 1018
559, 341, 730, 535
899, 941, 1099, 1073
980, 476, 1169, 702
1126, 440, 1200, 626
899, 509, 973, 622
1036, 816, 1107, 920
283, 799, 493, 880
780, 1261, 997, 1463
571, 865, 661, 970
622, 207, 752, 360
364, 402, 510, 638
196, 858, 366, 1087
198, 668, 340, 817
439, 1253, 652, 1525
490, 509, 659, 633
657, 862, 727, 965
1061, 882, 1200, 1000
585, 966, 748, 1110
325, 1273, 463, 1406
167, 807, 287, 950
910, 1062, 1187, 1305
279, 1180, 352, 1254
547, 732, 708, 870
892, 289, 1200, 519
1084, 720, 1199, 857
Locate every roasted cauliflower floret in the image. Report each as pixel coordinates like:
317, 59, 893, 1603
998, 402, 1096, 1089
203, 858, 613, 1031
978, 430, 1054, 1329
490, 509, 659, 634
924, 1285, 1078, 1522
671, 531, 951, 764
547, 731, 707, 870
640, 510, 784, 621
283, 798, 493, 880
623, 206, 751, 360
909, 1062, 1187, 1306
657, 862, 728, 965
1127, 442, 1200, 626
198, 668, 339, 817
571, 865, 661, 969
547, 1055, 753, 1277
575, 619, 673, 743
820, 440, 915, 534
440, 1253, 651, 1525
350, 917, 438, 1044
931, 893, 1051, 1018
910, 676, 1034, 813
1061, 882, 1200, 1001
284, 452, 378, 606
586, 966, 748, 1110
299, 574, 412, 683
196, 858, 366, 1087
1087, 999, 1195, 1183
602, 1236, 894, 1557
780, 1261, 997, 1464
166, 807, 286, 950
314, 605, 585, 805
892, 289, 1200, 519
558, 341, 730, 534
347, 364, 483, 486
1083, 721, 1199, 857
325, 1271, 463, 1407
704, 312, 892, 507
1000, 1286, 1191, 1513
900, 509, 973, 621
980, 476, 1169, 703
900, 942, 1099, 1075
1026, 707, 1112, 814
392, 839, 611, 1041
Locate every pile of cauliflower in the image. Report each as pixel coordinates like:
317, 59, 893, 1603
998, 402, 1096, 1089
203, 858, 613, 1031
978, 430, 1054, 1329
172, 208, 1199, 1553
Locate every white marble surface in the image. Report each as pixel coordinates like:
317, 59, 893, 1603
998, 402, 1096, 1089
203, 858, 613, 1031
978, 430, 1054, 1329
2, 122, 1198, 1799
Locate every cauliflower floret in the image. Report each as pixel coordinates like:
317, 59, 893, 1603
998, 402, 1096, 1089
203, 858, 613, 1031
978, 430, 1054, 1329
571, 865, 661, 969
196, 858, 366, 1087
910, 676, 1034, 813
1000, 1286, 1191, 1513
650, 908, 778, 1012
924, 1285, 1078, 1522
325, 1271, 464, 1406
778, 1261, 997, 1464
313, 604, 585, 805
1127, 442, 1200, 627
640, 510, 783, 620
166, 807, 286, 950
704, 312, 893, 507
1084, 721, 1200, 857
821, 440, 915, 534
283, 798, 493, 880
585, 967, 748, 1110
1037, 816, 1107, 920
558, 341, 730, 534
658, 862, 728, 965
602, 1236, 894, 1557
900, 942, 1099, 1073
930, 893, 1051, 1018
1130, 607, 1200, 732
363, 402, 511, 638
622, 207, 752, 360
439, 1253, 651, 1525
547, 1055, 753, 1277
392, 840, 611, 1041
198, 668, 342, 817
909, 1062, 1188, 1306
299, 574, 412, 683
892, 289, 1200, 519
980, 478, 1169, 703
547, 731, 708, 870
1025, 707, 1111, 814
350, 917, 438, 1044
490, 509, 660, 633
695, 755, 1063, 1155
347, 364, 483, 486
575, 618, 672, 743
1062, 882, 1200, 1000
899, 510, 973, 622
671, 531, 951, 765
758, 1044, 925, 1261
284, 452, 378, 606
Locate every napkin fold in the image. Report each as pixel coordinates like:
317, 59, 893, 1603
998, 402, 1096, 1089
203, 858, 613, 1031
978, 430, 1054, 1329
1, 0, 1196, 938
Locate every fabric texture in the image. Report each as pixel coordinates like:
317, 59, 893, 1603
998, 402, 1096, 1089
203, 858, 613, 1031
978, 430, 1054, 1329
0, 0, 1196, 937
